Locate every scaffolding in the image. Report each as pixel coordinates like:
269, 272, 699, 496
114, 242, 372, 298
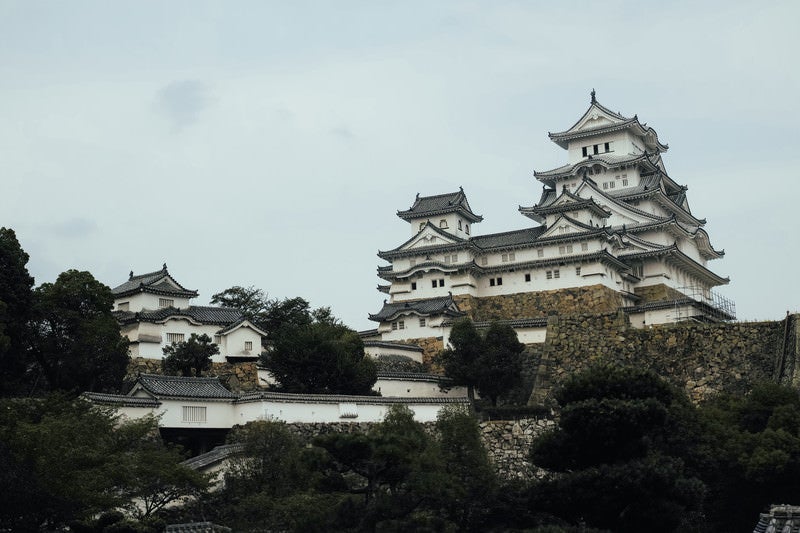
673, 285, 736, 322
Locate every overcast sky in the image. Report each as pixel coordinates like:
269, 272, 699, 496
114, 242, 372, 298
1, 1, 798, 330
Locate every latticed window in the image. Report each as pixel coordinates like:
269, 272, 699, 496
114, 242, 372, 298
166, 333, 184, 344
159, 298, 174, 308
182, 406, 206, 423
245, 341, 253, 351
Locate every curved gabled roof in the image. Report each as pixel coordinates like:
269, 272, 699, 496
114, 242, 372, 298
133, 373, 237, 400
112, 264, 198, 299
547, 94, 668, 152
369, 294, 465, 322
115, 305, 244, 327
397, 188, 483, 223
378, 221, 465, 259
534, 152, 662, 185
519, 186, 612, 223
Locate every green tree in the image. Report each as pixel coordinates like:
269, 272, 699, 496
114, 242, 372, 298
435, 405, 496, 530
478, 322, 525, 406
210, 285, 270, 324
262, 321, 376, 395
529, 364, 705, 532
437, 318, 484, 403
162, 333, 219, 377
698, 382, 800, 532
0, 395, 206, 531
0, 227, 35, 396
30, 270, 129, 394
438, 319, 525, 406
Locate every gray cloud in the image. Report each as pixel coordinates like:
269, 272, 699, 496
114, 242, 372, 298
330, 126, 355, 140
153, 80, 214, 129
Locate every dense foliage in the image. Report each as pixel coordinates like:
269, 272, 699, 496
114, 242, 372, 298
0, 227, 35, 395
261, 320, 377, 395
0, 395, 207, 532
438, 318, 525, 405
163, 333, 219, 377
30, 269, 130, 394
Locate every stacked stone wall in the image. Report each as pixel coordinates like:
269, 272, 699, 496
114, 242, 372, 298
530, 312, 785, 404
126, 357, 259, 392
239, 417, 554, 481
453, 284, 622, 322
396, 336, 444, 367
633, 283, 687, 303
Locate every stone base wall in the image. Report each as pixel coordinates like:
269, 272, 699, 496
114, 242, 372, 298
126, 357, 259, 392
530, 312, 786, 404
395, 336, 444, 367
453, 284, 623, 322
249, 418, 555, 481
634, 283, 686, 303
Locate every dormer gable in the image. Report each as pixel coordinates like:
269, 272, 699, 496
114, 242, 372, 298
111, 264, 198, 312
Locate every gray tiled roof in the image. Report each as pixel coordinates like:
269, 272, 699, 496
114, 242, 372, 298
111, 264, 198, 298
364, 340, 424, 352
441, 317, 550, 329
376, 371, 450, 383
397, 189, 483, 222
369, 295, 464, 322
115, 305, 244, 326
535, 152, 653, 179
471, 227, 548, 249
82, 392, 161, 408
182, 443, 244, 470
135, 374, 237, 399
235, 390, 469, 405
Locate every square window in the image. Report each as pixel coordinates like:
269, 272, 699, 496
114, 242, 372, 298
481, 257, 488, 266
245, 341, 253, 351
566, 244, 573, 253
444, 255, 451, 264
537, 249, 544, 258
439, 219, 448, 228
581, 242, 588, 251
525, 273, 531, 282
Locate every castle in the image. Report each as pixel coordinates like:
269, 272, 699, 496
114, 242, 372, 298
364, 92, 734, 360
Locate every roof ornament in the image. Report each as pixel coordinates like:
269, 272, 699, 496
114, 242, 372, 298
591, 88, 596, 104
162, 263, 168, 271
129, 270, 133, 279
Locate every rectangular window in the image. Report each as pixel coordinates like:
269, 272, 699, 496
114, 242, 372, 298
593, 144, 599, 155
439, 219, 448, 228
622, 178, 628, 186
411, 282, 417, 290
213, 335, 221, 344
432, 280, 438, 288
489, 278, 495, 287
604, 142, 610, 152
480, 257, 488, 266
525, 273, 531, 282
497, 277, 503, 286
245, 341, 253, 351
182, 406, 206, 423
502, 253, 508, 262
409, 258, 416, 267
166, 333, 184, 344
546, 271, 553, 280
559, 245, 572, 255
419, 318, 426, 327
444, 255, 451, 264
609, 181, 615, 189
452, 254, 458, 263
159, 298, 174, 308
392, 322, 398, 331
582, 146, 588, 157
398, 320, 405, 330
438, 279, 445, 287
576, 267, 582, 276
581, 242, 588, 251
554, 269, 560, 279
537, 249, 544, 258
465, 224, 470, 235
117, 302, 129, 311
602, 182, 608, 190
